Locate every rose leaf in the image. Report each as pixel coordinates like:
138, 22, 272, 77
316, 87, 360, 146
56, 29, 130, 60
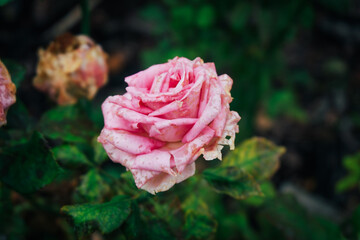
92, 137, 108, 165
38, 104, 96, 143
73, 169, 110, 203
53, 145, 92, 168
0, 132, 62, 194
223, 137, 286, 180
182, 195, 217, 240
203, 166, 263, 200
61, 195, 131, 235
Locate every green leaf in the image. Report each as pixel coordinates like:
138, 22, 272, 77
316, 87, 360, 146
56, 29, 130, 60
92, 137, 108, 164
38, 104, 96, 143
336, 152, 360, 192
244, 181, 276, 206
182, 195, 217, 240
2, 59, 26, 88
73, 169, 110, 203
0, 132, 62, 194
223, 137, 286, 180
203, 166, 263, 199
61, 195, 131, 234
53, 145, 91, 168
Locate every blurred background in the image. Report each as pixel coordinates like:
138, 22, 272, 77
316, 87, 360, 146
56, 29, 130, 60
1, 0, 360, 239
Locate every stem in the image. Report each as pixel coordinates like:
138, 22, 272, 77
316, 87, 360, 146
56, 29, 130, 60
81, 0, 90, 35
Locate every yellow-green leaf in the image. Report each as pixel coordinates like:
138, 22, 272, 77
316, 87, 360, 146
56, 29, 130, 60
223, 137, 286, 180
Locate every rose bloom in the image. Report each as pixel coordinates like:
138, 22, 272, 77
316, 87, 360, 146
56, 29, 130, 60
98, 57, 240, 194
0, 60, 16, 127
33, 33, 108, 105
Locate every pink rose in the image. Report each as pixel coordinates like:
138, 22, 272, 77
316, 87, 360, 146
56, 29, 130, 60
0, 60, 16, 127
33, 33, 108, 105
98, 57, 240, 194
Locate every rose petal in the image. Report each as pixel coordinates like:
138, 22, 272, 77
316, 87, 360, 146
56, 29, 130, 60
108, 95, 152, 114
171, 126, 215, 172
139, 163, 196, 194
125, 62, 170, 89
131, 150, 176, 176
98, 128, 164, 155
102, 99, 135, 131
182, 79, 222, 143
209, 103, 228, 137
99, 139, 135, 168
218, 111, 241, 150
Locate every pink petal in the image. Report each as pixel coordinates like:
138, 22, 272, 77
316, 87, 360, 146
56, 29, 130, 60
102, 98, 135, 131
108, 95, 152, 114
131, 150, 176, 176
125, 62, 170, 89
148, 101, 183, 117
147, 118, 198, 142
139, 163, 196, 194
150, 72, 167, 93
182, 79, 222, 143
218, 111, 241, 150
171, 127, 215, 172
98, 128, 164, 155
218, 74, 233, 93
98, 139, 135, 168
209, 103, 228, 137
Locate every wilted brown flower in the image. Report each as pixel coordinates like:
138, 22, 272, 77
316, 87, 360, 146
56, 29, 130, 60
33, 33, 108, 105
0, 60, 16, 127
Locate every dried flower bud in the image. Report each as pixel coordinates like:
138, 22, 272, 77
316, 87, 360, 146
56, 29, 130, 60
0, 60, 16, 127
33, 33, 108, 105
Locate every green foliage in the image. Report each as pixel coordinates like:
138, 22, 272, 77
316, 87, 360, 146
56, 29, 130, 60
38, 104, 96, 143
0, 132, 62, 194
203, 137, 285, 199
61, 195, 131, 235
73, 169, 110, 203
336, 152, 360, 192
53, 145, 91, 168
92, 137, 108, 164
182, 195, 217, 239
203, 167, 262, 199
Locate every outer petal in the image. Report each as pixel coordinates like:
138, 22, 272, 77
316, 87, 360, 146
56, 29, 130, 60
98, 128, 164, 155
139, 163, 196, 194
131, 150, 176, 176
102, 98, 138, 131
99, 139, 135, 169
171, 127, 215, 172
203, 111, 241, 161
